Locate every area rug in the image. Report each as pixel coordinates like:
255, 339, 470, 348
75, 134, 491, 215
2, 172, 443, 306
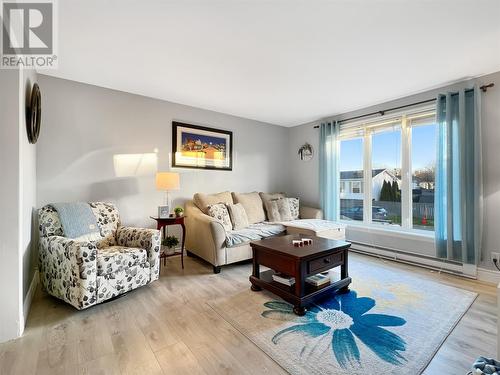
208, 259, 477, 375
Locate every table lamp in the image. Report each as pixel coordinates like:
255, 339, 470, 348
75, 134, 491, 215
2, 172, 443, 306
156, 172, 180, 218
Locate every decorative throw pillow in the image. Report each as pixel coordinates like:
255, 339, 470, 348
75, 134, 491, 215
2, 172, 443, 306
231, 192, 266, 224
287, 197, 300, 220
226, 203, 250, 230
267, 198, 293, 222
259, 192, 286, 220
207, 203, 232, 231
193, 191, 234, 214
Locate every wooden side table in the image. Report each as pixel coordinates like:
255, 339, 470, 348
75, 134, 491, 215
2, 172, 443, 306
150, 216, 186, 269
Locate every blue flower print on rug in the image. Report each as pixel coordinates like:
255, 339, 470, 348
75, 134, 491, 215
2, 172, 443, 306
262, 291, 407, 369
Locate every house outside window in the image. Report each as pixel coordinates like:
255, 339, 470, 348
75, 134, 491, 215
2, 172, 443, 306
351, 181, 362, 194
338, 106, 436, 232
339, 138, 364, 222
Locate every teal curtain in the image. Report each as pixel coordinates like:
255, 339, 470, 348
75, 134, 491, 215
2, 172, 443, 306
435, 87, 483, 264
319, 121, 340, 221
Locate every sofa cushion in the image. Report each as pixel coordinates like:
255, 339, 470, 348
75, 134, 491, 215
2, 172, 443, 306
226, 203, 249, 230
232, 192, 266, 224
207, 203, 232, 231
74, 232, 104, 243
288, 197, 300, 220
225, 223, 286, 247
96, 263, 150, 303
193, 191, 233, 214
97, 246, 147, 276
259, 192, 285, 219
283, 219, 346, 240
267, 198, 293, 222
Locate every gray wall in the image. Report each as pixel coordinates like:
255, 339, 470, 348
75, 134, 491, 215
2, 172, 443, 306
36, 75, 290, 229
288, 70, 500, 270
35, 71, 500, 273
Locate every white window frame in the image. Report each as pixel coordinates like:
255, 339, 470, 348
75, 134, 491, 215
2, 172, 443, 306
338, 105, 436, 233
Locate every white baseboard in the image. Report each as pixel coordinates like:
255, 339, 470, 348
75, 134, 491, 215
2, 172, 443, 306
351, 242, 500, 285
477, 267, 500, 285
350, 242, 465, 274
21, 270, 38, 333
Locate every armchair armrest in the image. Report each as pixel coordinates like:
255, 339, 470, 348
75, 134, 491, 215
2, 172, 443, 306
185, 201, 226, 267
300, 206, 324, 219
39, 236, 98, 309
116, 226, 161, 281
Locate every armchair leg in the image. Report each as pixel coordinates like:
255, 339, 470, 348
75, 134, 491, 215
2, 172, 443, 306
213, 266, 221, 274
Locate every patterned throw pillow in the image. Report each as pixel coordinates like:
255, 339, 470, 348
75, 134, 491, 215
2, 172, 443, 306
207, 203, 232, 231
287, 197, 300, 220
226, 203, 250, 230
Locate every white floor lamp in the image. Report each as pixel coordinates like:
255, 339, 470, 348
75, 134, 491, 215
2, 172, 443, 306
156, 172, 180, 218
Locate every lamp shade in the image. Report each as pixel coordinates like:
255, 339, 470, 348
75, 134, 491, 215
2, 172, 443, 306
156, 172, 180, 191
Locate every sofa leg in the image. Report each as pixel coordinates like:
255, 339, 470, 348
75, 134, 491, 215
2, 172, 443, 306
213, 266, 221, 274
186, 250, 195, 257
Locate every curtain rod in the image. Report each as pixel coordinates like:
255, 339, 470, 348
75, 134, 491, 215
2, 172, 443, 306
313, 83, 494, 128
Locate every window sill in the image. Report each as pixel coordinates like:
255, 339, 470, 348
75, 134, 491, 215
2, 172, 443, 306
339, 220, 435, 241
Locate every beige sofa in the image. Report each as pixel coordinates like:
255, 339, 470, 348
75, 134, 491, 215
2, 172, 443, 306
185, 191, 345, 273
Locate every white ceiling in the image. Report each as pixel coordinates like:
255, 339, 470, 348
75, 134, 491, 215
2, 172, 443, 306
42, 0, 500, 127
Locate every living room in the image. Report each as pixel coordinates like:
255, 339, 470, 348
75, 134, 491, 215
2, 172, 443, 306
0, 1, 499, 374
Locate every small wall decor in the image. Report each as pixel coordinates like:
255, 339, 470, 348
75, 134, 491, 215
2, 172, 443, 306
298, 142, 313, 161
172, 122, 233, 170
26, 83, 41, 144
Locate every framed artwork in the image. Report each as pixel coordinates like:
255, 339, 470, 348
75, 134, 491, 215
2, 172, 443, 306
172, 122, 233, 170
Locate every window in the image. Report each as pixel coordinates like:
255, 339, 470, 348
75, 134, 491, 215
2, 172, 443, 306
339, 137, 363, 222
411, 118, 437, 231
371, 125, 401, 226
337, 107, 436, 232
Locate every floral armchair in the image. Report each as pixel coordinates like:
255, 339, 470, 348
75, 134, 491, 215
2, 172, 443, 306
38, 202, 161, 309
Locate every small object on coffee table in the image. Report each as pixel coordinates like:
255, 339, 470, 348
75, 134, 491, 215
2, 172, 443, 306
250, 234, 351, 316
301, 238, 313, 245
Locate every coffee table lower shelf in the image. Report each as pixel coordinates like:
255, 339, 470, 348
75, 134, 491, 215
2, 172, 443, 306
250, 269, 351, 315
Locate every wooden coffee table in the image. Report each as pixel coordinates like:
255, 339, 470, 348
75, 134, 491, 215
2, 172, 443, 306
249, 234, 351, 316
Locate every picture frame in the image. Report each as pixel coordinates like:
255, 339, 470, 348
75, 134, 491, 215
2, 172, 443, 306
158, 205, 170, 219
172, 121, 233, 170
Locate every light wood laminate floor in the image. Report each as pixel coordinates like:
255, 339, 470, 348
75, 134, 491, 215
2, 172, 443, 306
0, 253, 496, 375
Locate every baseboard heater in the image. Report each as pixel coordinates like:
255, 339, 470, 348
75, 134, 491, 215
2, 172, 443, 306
348, 240, 474, 279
